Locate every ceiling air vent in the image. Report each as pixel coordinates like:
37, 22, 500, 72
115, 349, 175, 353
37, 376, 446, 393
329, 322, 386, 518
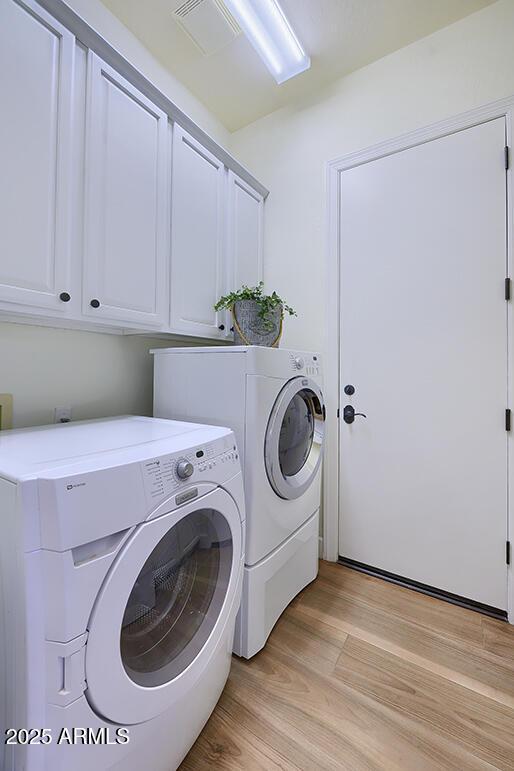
172, 0, 240, 56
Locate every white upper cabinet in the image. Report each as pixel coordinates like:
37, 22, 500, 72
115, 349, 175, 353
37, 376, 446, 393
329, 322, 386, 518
82, 54, 168, 327
227, 171, 264, 292
0, 3, 266, 337
0, 0, 74, 312
170, 126, 226, 339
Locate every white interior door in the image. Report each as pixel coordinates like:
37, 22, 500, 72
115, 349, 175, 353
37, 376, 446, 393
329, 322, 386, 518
338, 118, 508, 611
0, 0, 73, 311
83, 53, 168, 327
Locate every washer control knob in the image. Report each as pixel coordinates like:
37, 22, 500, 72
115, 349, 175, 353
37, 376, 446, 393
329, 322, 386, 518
176, 459, 194, 479
293, 357, 305, 370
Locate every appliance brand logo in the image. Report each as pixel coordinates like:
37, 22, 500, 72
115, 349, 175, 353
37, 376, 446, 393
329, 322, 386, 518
66, 482, 86, 491
175, 488, 198, 506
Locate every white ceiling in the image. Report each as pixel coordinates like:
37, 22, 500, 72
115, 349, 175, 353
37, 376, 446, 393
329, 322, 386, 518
99, 0, 496, 132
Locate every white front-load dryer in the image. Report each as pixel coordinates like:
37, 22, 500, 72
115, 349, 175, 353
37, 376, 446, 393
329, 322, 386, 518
0, 416, 245, 771
152, 346, 325, 658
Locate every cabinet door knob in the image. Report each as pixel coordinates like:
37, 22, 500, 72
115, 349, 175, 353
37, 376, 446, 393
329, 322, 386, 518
218, 324, 225, 331
90, 299, 100, 308
59, 292, 71, 302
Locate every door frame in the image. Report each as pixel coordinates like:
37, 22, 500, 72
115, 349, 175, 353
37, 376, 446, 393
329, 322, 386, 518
324, 94, 514, 622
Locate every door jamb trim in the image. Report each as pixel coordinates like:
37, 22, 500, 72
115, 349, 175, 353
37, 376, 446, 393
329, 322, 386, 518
324, 94, 514, 624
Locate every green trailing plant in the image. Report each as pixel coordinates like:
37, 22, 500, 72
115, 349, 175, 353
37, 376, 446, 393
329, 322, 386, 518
214, 282, 297, 331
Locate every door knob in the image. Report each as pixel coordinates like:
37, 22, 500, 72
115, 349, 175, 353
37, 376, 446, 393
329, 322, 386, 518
343, 405, 367, 424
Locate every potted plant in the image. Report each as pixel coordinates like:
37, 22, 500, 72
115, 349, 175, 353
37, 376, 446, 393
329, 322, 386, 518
214, 282, 296, 347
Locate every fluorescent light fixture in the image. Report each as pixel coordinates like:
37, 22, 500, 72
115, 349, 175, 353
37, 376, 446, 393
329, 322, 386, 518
223, 0, 310, 84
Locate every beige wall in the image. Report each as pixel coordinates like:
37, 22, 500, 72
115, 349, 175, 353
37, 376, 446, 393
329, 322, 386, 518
229, 0, 514, 353
0, 323, 185, 428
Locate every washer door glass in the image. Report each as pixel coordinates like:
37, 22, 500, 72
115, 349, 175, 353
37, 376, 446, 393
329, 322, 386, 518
266, 378, 325, 500
120, 508, 232, 687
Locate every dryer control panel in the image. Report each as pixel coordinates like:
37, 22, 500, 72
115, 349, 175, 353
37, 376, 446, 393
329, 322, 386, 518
288, 351, 321, 378
141, 434, 240, 505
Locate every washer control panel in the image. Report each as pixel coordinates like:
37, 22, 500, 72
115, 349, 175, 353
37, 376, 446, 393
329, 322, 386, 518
176, 458, 194, 479
141, 435, 239, 504
288, 351, 321, 377
196, 446, 239, 474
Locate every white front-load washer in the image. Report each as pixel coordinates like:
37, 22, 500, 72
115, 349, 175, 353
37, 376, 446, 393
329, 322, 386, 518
0, 416, 244, 771
152, 346, 325, 658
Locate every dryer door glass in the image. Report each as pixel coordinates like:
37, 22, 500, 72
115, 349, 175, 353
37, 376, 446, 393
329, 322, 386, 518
120, 508, 232, 687
279, 389, 316, 476
265, 378, 325, 500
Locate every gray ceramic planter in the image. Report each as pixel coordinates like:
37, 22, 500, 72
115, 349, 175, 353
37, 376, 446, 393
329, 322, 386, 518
232, 300, 282, 347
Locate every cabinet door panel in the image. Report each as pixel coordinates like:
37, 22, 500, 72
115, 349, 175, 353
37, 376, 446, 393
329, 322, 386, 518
0, 0, 73, 310
83, 54, 168, 327
228, 171, 264, 290
226, 172, 264, 338
170, 126, 225, 339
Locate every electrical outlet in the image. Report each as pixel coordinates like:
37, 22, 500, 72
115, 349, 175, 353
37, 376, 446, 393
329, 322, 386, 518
54, 406, 72, 424
0, 394, 13, 430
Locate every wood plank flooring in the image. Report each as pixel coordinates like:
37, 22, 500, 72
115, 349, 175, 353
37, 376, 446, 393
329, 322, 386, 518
181, 561, 514, 770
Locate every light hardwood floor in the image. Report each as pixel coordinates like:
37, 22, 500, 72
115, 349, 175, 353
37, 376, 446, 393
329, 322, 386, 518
181, 561, 514, 770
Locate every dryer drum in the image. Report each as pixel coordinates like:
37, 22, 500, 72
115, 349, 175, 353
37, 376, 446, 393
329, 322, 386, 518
265, 378, 325, 500
278, 391, 317, 477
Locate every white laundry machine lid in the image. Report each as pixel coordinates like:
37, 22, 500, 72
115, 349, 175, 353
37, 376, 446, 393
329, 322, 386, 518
0, 416, 230, 479
85, 486, 243, 725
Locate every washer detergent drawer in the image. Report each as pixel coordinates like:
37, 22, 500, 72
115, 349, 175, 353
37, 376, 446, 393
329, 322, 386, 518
33, 531, 131, 642
233, 510, 319, 659
37, 464, 147, 551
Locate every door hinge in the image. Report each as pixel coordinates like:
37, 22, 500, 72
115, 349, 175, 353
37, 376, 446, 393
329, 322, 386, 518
337, 408, 340, 418
506, 278, 511, 301
506, 146, 510, 171
507, 541, 511, 565
506, 409, 511, 431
